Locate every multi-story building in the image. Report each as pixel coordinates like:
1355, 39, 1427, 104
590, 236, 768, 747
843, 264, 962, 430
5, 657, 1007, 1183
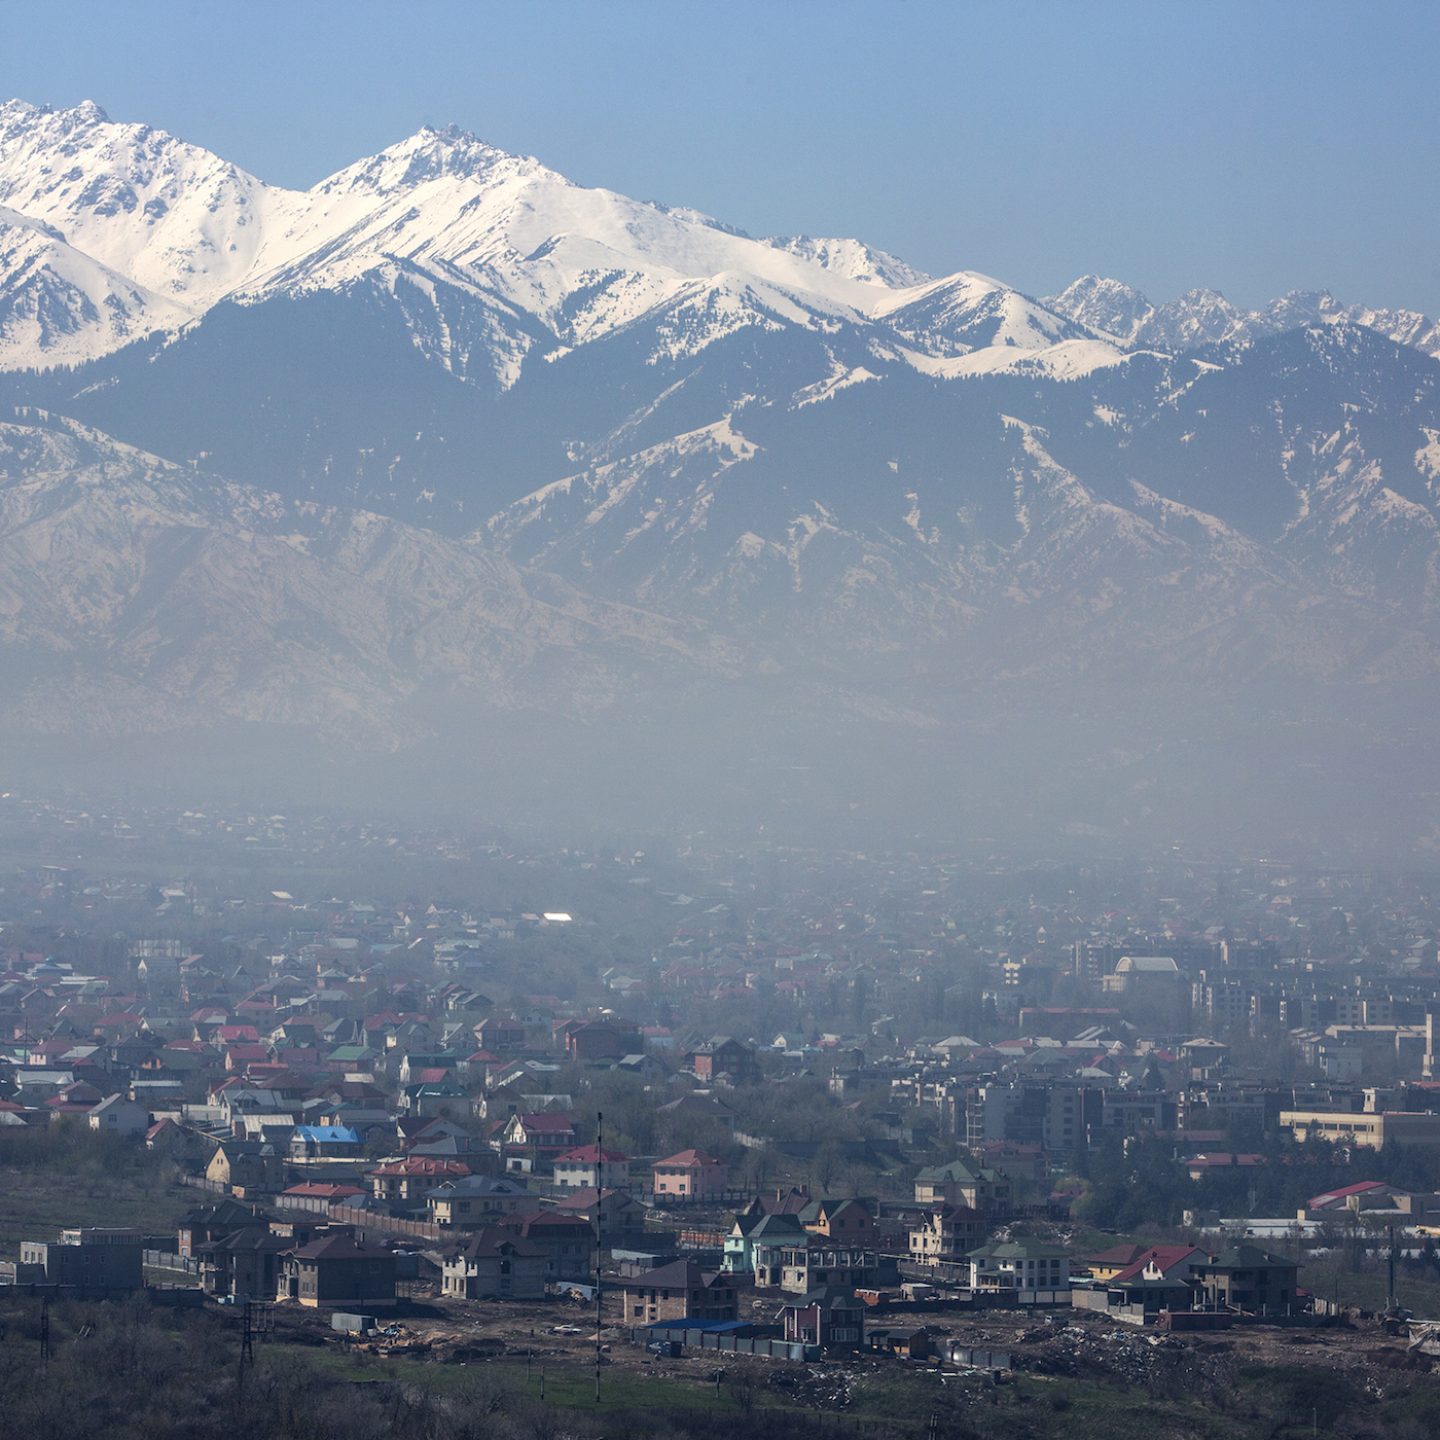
967, 1238, 1069, 1293
16, 1228, 143, 1290
1279, 1109, 1440, 1149
908, 1205, 987, 1267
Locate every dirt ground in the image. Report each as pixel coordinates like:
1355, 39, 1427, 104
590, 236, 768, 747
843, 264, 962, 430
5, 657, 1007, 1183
262, 1284, 1438, 1406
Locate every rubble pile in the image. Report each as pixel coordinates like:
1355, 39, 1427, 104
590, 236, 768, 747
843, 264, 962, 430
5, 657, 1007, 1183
764, 1365, 859, 1410
1010, 1324, 1200, 1387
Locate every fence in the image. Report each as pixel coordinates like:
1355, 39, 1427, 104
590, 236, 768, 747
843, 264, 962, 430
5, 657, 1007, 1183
328, 1205, 446, 1244
645, 1189, 755, 1210
897, 1257, 972, 1286
178, 1174, 230, 1196
944, 1343, 1012, 1371
630, 1325, 817, 1363
143, 1249, 198, 1279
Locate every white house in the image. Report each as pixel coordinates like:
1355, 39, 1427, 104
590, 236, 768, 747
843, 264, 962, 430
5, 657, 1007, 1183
88, 1095, 151, 1137
968, 1238, 1069, 1292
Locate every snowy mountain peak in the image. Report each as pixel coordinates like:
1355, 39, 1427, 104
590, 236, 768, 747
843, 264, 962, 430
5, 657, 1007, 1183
0, 98, 109, 138
1137, 287, 1247, 351
1044, 274, 1154, 343
0, 95, 1437, 387
0, 97, 272, 310
763, 235, 930, 289
0, 201, 190, 368
313, 123, 544, 197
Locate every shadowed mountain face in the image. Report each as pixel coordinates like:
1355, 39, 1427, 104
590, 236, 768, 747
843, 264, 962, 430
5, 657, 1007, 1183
3, 101, 1440, 855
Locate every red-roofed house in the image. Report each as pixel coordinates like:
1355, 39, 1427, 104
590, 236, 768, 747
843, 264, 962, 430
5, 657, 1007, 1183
1108, 1245, 1207, 1286
216, 1025, 262, 1044
500, 1112, 578, 1174
1084, 1244, 1150, 1282
369, 1156, 471, 1202
224, 1044, 272, 1073
652, 1148, 729, 1201
278, 1181, 366, 1215
1182, 1152, 1267, 1183
552, 1144, 630, 1191
1304, 1180, 1394, 1214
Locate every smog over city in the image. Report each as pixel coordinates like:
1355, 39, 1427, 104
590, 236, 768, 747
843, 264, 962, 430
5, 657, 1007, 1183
3, 4, 1440, 1439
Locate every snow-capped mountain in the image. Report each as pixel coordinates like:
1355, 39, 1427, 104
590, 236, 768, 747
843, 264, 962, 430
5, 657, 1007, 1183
6, 93, 1440, 845
0, 100, 1097, 377
1045, 273, 1440, 360
0, 203, 189, 367
0, 99, 271, 312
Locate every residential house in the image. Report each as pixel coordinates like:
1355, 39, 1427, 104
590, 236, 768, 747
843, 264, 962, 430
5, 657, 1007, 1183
197, 1227, 292, 1301
279, 1233, 397, 1309
652, 1148, 728, 1201
88, 1094, 149, 1136
1193, 1246, 1299, 1314
369, 1156, 471, 1204
783, 1286, 865, 1353
496, 1210, 596, 1282
778, 1237, 883, 1295
206, 1141, 284, 1196
685, 1036, 759, 1084
425, 1175, 533, 1229
1073, 1244, 1207, 1321
913, 1158, 1012, 1217
277, 1182, 366, 1215
289, 1124, 362, 1160
475, 1016, 526, 1054
499, 1112, 578, 1174
177, 1199, 266, 1258
552, 1144, 630, 1191
618, 1259, 738, 1326
1083, 1244, 1150, 1282
968, 1239, 1069, 1293
546, 1187, 649, 1248
562, 1018, 642, 1064
1112, 1245, 1208, 1287
442, 1228, 550, 1300
800, 1197, 876, 1242
739, 1212, 809, 1286
908, 1205, 988, 1267
16, 1228, 143, 1290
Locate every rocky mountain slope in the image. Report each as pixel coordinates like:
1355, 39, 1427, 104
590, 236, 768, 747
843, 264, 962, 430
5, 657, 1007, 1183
0, 409, 717, 742
3, 96, 1440, 844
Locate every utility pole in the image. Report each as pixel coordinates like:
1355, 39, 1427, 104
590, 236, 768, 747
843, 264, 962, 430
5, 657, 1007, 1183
39, 1294, 50, 1365
595, 1108, 604, 1404
1388, 1224, 1399, 1312
238, 1298, 271, 1404
238, 1298, 254, 1406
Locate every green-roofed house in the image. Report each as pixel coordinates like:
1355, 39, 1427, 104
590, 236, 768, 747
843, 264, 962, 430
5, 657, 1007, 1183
967, 1238, 1069, 1293
1193, 1245, 1298, 1314
742, 1211, 809, 1286
327, 1044, 377, 1069
914, 1158, 1013, 1216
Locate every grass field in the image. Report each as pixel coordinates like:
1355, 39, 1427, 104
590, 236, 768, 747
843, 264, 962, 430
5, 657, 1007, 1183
0, 1129, 191, 1254
298, 1348, 1310, 1440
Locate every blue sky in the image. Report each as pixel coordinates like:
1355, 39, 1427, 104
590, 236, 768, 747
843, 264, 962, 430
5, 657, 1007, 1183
4, 0, 1439, 311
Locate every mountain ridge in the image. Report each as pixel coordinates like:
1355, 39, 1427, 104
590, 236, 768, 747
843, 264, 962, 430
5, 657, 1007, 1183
4, 97, 1440, 859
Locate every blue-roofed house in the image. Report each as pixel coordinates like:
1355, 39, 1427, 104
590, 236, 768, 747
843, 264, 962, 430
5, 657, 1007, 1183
289, 1124, 362, 1160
